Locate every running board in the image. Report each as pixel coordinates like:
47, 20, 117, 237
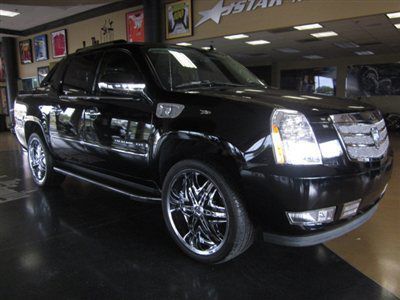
54, 167, 161, 202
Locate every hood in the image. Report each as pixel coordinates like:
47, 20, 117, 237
180, 86, 375, 117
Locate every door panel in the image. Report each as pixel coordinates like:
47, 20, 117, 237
49, 102, 86, 163
82, 99, 155, 182
49, 52, 101, 165
81, 50, 155, 184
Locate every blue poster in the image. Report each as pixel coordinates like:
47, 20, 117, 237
33, 34, 48, 62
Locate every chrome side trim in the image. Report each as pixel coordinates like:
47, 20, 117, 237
50, 135, 148, 157
53, 167, 161, 202
82, 140, 148, 157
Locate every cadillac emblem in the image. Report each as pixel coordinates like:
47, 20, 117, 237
370, 127, 380, 148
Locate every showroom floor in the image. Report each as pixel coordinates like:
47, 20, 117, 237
0, 132, 399, 299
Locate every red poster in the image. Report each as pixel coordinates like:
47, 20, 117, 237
51, 29, 68, 59
126, 9, 145, 42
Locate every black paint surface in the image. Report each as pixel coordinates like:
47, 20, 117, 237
0, 148, 397, 300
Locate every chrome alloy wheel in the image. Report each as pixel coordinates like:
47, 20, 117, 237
166, 170, 229, 255
28, 137, 47, 184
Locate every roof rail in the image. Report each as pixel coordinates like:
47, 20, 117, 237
75, 39, 127, 53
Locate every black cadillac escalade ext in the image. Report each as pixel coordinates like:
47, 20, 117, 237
14, 41, 393, 264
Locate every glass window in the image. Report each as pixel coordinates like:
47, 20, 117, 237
280, 67, 337, 96
147, 48, 264, 91
63, 53, 101, 94
97, 51, 144, 96
40, 59, 67, 91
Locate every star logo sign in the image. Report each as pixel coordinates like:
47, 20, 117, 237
195, 0, 228, 27
195, 0, 287, 27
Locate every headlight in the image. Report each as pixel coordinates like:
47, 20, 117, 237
271, 109, 322, 165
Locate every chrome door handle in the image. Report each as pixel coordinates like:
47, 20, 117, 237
52, 105, 63, 113
85, 108, 101, 116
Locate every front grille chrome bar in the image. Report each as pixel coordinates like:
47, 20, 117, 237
330, 111, 389, 162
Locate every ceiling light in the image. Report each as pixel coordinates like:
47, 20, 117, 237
283, 95, 307, 100
224, 34, 249, 40
246, 40, 270, 45
355, 51, 374, 56
294, 23, 323, 30
176, 42, 192, 46
276, 48, 300, 53
304, 55, 324, 59
387, 12, 400, 19
301, 95, 323, 100
0, 9, 20, 17
334, 42, 359, 49
395, 23, 400, 29
311, 31, 338, 38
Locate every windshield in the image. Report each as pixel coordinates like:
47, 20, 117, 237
147, 47, 265, 91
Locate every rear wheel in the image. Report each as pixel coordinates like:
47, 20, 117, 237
28, 133, 65, 187
162, 159, 254, 264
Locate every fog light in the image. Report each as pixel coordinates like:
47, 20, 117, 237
340, 199, 361, 219
287, 207, 336, 226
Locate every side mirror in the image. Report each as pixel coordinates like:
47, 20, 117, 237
98, 72, 145, 96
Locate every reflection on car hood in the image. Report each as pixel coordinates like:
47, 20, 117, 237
182, 87, 375, 116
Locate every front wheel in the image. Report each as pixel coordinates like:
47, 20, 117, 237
162, 159, 254, 264
28, 133, 65, 187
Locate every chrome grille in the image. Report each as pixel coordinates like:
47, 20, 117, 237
331, 111, 389, 162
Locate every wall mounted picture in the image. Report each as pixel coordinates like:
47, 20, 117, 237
126, 9, 145, 42
346, 64, 400, 97
51, 29, 68, 58
0, 44, 5, 82
37, 66, 50, 85
165, 0, 192, 40
0, 87, 7, 115
19, 40, 33, 64
33, 34, 49, 62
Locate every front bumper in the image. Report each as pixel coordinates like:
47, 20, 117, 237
262, 202, 378, 247
241, 151, 393, 241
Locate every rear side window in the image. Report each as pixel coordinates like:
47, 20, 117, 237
97, 50, 144, 96
41, 59, 66, 90
63, 53, 101, 94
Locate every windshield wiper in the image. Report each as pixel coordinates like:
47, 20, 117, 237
174, 80, 244, 89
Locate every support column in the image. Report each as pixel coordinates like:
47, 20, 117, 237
2, 37, 18, 125
336, 63, 347, 98
143, 0, 162, 43
271, 63, 281, 89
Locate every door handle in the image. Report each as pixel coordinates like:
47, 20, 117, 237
52, 105, 63, 113
86, 108, 101, 117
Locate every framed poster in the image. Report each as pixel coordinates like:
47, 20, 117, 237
51, 29, 68, 58
33, 34, 49, 62
0, 87, 7, 115
19, 40, 33, 64
165, 0, 192, 40
37, 66, 50, 85
0, 44, 5, 82
346, 64, 400, 97
126, 9, 145, 42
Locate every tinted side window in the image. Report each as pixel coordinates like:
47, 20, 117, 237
97, 50, 144, 96
63, 53, 101, 94
41, 59, 66, 90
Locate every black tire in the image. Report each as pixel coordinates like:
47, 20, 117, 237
27, 133, 65, 187
162, 159, 254, 264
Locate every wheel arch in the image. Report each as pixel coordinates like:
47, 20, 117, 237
154, 131, 245, 186
24, 118, 48, 147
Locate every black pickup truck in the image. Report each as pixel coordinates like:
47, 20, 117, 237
14, 41, 393, 263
